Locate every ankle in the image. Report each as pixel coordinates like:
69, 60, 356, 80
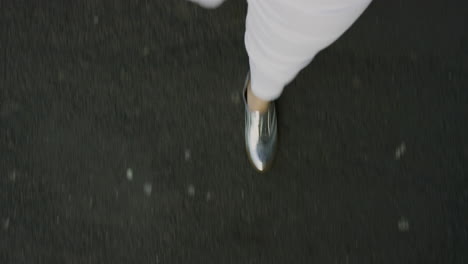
247, 83, 270, 113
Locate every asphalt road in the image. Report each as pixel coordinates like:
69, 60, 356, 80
1, 0, 467, 263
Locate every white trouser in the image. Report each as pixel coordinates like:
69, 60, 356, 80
188, 0, 372, 101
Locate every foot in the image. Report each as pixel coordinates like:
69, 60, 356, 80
243, 73, 277, 172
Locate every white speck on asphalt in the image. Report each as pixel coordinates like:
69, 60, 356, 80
206, 192, 212, 201
184, 149, 191, 161
93, 15, 99, 25
8, 170, 16, 182
58, 71, 65, 81
395, 142, 406, 160
3, 218, 9, 230
143, 46, 150, 56
187, 184, 195, 197
126, 168, 133, 181
398, 217, 410, 232
143, 182, 152, 196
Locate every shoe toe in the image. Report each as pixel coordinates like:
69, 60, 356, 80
247, 137, 276, 172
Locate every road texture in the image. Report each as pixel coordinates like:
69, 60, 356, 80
1, 0, 468, 263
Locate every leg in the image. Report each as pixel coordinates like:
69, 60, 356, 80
244, 0, 372, 171
186, 0, 225, 8
245, 0, 372, 101
247, 81, 269, 112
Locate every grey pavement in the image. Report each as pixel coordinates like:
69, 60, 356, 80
1, 0, 467, 263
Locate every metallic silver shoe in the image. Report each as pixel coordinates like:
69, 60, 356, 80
243, 74, 277, 172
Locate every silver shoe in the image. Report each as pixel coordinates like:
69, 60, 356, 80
243, 74, 277, 172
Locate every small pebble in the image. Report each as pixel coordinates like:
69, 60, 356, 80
205, 192, 212, 201
58, 71, 65, 81
395, 142, 406, 160
8, 170, 16, 182
398, 217, 410, 232
184, 149, 191, 161
3, 218, 9, 230
126, 168, 133, 181
120, 68, 127, 80
187, 184, 195, 196
143, 46, 150, 56
143, 182, 152, 196
93, 15, 99, 25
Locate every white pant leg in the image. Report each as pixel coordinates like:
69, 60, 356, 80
188, 0, 372, 101
246, 0, 372, 100
187, 0, 225, 8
